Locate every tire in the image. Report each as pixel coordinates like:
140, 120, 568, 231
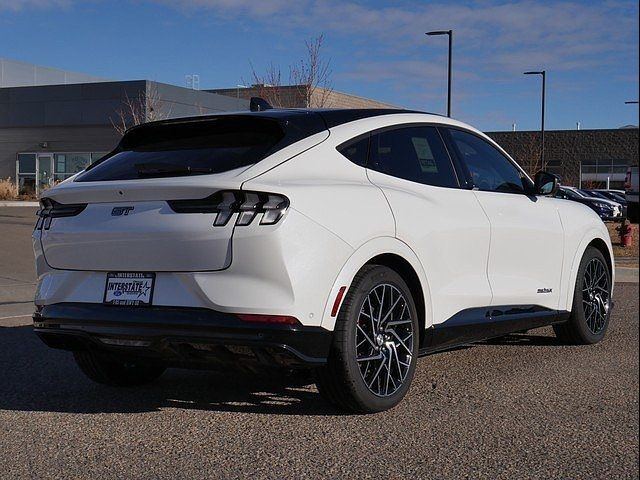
73, 350, 166, 387
316, 265, 420, 413
553, 246, 612, 345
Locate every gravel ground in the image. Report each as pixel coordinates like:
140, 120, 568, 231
0, 284, 637, 479
0, 206, 638, 479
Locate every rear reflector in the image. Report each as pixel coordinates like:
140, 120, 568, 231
331, 286, 347, 317
237, 314, 300, 325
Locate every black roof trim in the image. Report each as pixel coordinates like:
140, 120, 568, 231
132, 108, 434, 133
315, 108, 429, 128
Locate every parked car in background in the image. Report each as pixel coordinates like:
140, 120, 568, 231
555, 186, 624, 221
584, 189, 628, 218
32, 109, 615, 413
625, 166, 639, 222
589, 189, 628, 206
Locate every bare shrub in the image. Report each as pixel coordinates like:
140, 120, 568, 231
0, 178, 17, 200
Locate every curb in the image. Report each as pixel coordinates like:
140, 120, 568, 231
616, 266, 639, 284
0, 201, 39, 207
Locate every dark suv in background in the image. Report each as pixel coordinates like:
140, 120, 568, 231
555, 186, 624, 221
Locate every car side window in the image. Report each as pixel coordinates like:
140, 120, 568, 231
337, 135, 369, 167
448, 128, 530, 194
368, 126, 458, 188
561, 189, 580, 200
554, 190, 568, 199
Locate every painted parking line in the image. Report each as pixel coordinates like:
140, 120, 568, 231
0, 314, 32, 321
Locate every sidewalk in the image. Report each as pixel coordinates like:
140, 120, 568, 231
616, 267, 639, 284
616, 256, 639, 267
0, 200, 39, 207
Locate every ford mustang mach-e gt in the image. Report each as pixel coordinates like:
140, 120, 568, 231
32, 109, 614, 412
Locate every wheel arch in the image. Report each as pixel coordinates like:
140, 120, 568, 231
365, 253, 427, 348
320, 237, 432, 343
588, 237, 613, 279
564, 229, 615, 311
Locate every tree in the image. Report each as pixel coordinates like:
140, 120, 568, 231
517, 133, 543, 178
249, 34, 334, 108
111, 85, 170, 135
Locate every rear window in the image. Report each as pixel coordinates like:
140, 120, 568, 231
76, 116, 287, 181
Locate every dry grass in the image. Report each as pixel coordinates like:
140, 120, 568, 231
0, 178, 17, 200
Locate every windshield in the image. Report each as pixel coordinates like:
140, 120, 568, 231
561, 188, 582, 199
610, 193, 626, 202
587, 191, 608, 200
76, 116, 286, 182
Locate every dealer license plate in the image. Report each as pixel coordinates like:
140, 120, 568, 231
103, 272, 155, 306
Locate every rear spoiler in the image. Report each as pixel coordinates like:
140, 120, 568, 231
250, 97, 273, 112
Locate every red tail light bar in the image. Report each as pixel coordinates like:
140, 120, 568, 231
167, 190, 289, 227
236, 313, 300, 325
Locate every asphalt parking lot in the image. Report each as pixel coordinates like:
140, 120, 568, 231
1, 206, 638, 479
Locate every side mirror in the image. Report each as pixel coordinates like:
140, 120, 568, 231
534, 171, 559, 196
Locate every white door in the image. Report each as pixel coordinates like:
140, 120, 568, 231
444, 128, 564, 310
365, 125, 493, 326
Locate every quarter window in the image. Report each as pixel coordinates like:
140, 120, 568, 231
448, 129, 530, 194
337, 135, 369, 167
368, 126, 458, 188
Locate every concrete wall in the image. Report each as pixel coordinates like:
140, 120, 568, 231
0, 125, 120, 179
207, 85, 397, 109
0, 81, 148, 128
0, 57, 108, 88
151, 82, 247, 118
487, 128, 639, 187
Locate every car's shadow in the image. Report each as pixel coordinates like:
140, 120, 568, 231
0, 326, 563, 416
481, 331, 564, 347
0, 325, 342, 416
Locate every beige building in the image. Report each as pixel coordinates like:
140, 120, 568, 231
207, 84, 398, 109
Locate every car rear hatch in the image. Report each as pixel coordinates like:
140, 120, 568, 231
36, 112, 328, 272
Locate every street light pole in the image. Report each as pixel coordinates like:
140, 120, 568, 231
524, 70, 546, 168
426, 30, 453, 117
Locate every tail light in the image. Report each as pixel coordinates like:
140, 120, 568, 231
35, 198, 87, 230
168, 190, 289, 227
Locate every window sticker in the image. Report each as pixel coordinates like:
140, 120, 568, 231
411, 137, 438, 173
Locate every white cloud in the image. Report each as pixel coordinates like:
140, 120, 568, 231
154, 0, 638, 75
0, 0, 71, 10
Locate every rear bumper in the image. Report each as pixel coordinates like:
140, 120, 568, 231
33, 303, 332, 368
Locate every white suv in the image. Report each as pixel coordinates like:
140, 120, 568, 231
32, 109, 614, 412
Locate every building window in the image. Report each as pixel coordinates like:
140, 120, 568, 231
53, 153, 92, 182
16, 151, 106, 195
580, 159, 629, 189
16, 153, 37, 196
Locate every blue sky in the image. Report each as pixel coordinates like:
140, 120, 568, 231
1, 0, 638, 131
